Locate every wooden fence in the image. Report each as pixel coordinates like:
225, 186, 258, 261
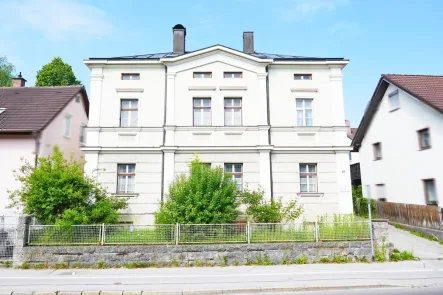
376, 201, 442, 230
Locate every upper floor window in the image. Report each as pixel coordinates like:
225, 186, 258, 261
193, 98, 211, 126
120, 99, 138, 127
224, 98, 242, 126
117, 164, 135, 193
423, 179, 437, 205
224, 72, 242, 78
388, 89, 399, 111
63, 115, 71, 138
224, 164, 243, 190
418, 128, 431, 150
122, 73, 140, 80
79, 125, 86, 145
300, 164, 317, 193
296, 99, 313, 126
373, 142, 382, 160
294, 74, 312, 80
193, 72, 212, 78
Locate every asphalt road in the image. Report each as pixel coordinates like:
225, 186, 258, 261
0, 261, 443, 293
263, 287, 443, 295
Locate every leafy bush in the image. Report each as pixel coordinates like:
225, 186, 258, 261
352, 187, 376, 218
240, 188, 303, 223
155, 157, 240, 224
8, 146, 127, 225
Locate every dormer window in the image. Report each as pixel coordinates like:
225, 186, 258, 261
224, 72, 242, 78
0, 108, 5, 114
193, 72, 212, 78
294, 74, 312, 80
122, 73, 140, 80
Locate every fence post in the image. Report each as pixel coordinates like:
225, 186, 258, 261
101, 223, 105, 245
368, 202, 375, 262
247, 221, 251, 244
27, 225, 31, 245
175, 223, 179, 245
315, 221, 319, 242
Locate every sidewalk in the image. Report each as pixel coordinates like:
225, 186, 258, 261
388, 225, 443, 259
0, 261, 442, 292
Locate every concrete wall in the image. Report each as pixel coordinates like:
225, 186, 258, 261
0, 135, 35, 215
360, 84, 443, 205
39, 93, 89, 160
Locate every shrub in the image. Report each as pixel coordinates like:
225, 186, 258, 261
294, 255, 307, 264
352, 191, 376, 218
390, 249, 417, 262
8, 146, 127, 225
155, 157, 240, 224
240, 188, 303, 223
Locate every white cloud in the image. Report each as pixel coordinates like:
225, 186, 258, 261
278, 0, 349, 22
0, 0, 113, 41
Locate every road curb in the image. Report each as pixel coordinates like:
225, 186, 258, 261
0, 285, 397, 295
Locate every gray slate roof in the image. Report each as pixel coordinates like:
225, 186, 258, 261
0, 86, 88, 133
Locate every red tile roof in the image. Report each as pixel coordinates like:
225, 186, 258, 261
0, 86, 88, 133
383, 74, 443, 113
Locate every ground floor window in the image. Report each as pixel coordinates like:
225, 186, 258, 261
117, 164, 135, 193
300, 164, 317, 193
224, 163, 243, 190
423, 179, 437, 205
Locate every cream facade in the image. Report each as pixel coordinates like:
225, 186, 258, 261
84, 26, 353, 224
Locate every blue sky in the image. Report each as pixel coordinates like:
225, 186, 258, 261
1, 0, 442, 126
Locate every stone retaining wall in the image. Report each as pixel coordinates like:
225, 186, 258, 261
22, 241, 374, 267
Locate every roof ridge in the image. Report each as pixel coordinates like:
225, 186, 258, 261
383, 74, 443, 77
0, 85, 83, 89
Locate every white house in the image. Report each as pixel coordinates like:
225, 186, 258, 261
0, 75, 89, 218
352, 74, 443, 206
83, 24, 353, 224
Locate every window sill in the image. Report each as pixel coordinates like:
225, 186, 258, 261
389, 107, 400, 113
113, 193, 138, 198
373, 158, 382, 161
418, 146, 431, 151
63, 135, 71, 139
297, 193, 324, 197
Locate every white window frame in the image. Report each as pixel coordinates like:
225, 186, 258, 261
417, 128, 431, 150
193, 98, 211, 126
224, 163, 243, 190
224, 98, 242, 126
223, 72, 242, 78
388, 89, 400, 111
193, 72, 212, 78
294, 74, 312, 80
79, 124, 87, 145
117, 164, 136, 193
299, 164, 317, 193
120, 99, 138, 127
296, 98, 313, 126
423, 179, 437, 205
373, 142, 382, 160
63, 115, 72, 138
121, 73, 140, 80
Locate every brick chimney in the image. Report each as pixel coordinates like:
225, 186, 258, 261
173, 24, 186, 55
12, 72, 26, 87
243, 32, 254, 54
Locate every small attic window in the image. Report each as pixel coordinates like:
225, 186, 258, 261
0, 108, 5, 114
75, 94, 81, 103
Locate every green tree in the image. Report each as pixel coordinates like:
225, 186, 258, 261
35, 57, 81, 86
0, 56, 15, 87
8, 146, 127, 225
155, 157, 240, 224
240, 188, 304, 223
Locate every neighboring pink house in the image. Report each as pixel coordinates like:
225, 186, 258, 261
0, 74, 89, 216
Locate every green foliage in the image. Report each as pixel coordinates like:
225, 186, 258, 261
155, 157, 240, 224
35, 57, 81, 86
389, 249, 417, 262
394, 224, 439, 242
240, 188, 303, 223
0, 56, 15, 87
352, 186, 376, 218
294, 255, 307, 264
375, 243, 388, 262
233, 259, 240, 266
8, 146, 127, 225
331, 254, 352, 263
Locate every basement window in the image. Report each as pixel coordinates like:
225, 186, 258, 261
122, 73, 140, 80
294, 74, 312, 80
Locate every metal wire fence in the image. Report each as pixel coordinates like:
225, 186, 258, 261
0, 225, 17, 259
27, 221, 371, 246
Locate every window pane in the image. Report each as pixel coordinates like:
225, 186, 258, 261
296, 100, 303, 108
234, 99, 241, 106
305, 118, 312, 126
234, 164, 242, 172
118, 165, 127, 173
127, 176, 134, 192
305, 100, 312, 108
309, 183, 316, 192
294, 75, 302, 80
194, 99, 201, 107
300, 165, 307, 173
131, 100, 138, 109
300, 175, 307, 184
202, 99, 210, 107
305, 109, 312, 118
117, 175, 126, 192
225, 109, 233, 126
427, 180, 437, 202
224, 165, 232, 173
127, 165, 135, 173
300, 184, 308, 192
130, 111, 138, 126
203, 109, 211, 125
121, 100, 130, 108
308, 164, 316, 172
194, 110, 201, 125
233, 109, 241, 125
224, 99, 233, 107
234, 175, 242, 190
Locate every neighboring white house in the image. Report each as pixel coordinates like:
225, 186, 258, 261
352, 74, 443, 206
0, 75, 89, 218
83, 24, 353, 224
